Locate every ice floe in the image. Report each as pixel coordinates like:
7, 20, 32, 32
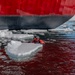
5, 41, 43, 61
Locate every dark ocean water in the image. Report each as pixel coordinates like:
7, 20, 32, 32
0, 31, 75, 75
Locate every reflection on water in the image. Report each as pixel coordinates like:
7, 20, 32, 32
0, 30, 75, 75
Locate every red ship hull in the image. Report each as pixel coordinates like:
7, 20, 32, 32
0, 0, 75, 15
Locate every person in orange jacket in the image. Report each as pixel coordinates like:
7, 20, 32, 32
32, 36, 45, 44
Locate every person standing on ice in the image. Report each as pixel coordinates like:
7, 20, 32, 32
32, 36, 45, 44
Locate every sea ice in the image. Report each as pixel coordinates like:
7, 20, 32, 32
5, 41, 43, 61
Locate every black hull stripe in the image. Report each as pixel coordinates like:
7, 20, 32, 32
0, 15, 73, 30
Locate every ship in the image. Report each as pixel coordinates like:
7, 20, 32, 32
0, 0, 75, 62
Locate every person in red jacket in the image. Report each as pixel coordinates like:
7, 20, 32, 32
32, 36, 45, 44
